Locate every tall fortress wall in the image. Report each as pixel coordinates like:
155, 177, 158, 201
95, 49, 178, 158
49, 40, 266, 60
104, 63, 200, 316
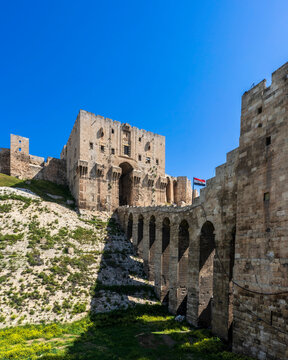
1, 62, 288, 359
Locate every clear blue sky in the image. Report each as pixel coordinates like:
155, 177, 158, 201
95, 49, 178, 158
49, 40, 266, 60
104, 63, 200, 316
1, 1, 288, 181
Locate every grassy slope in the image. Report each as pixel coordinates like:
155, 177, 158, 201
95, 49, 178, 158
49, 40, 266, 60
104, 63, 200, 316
0, 173, 22, 187
0, 173, 74, 207
0, 174, 255, 360
0, 305, 254, 360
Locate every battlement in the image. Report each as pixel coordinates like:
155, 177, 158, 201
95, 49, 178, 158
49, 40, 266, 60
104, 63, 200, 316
242, 61, 288, 103
240, 62, 288, 146
79, 109, 165, 139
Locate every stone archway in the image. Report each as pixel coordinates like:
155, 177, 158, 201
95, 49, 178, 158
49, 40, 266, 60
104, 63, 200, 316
148, 215, 156, 281
177, 219, 189, 315
199, 221, 215, 328
119, 162, 133, 206
127, 214, 133, 241
161, 217, 170, 304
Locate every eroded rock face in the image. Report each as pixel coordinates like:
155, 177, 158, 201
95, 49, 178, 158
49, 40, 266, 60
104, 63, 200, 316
0, 187, 156, 328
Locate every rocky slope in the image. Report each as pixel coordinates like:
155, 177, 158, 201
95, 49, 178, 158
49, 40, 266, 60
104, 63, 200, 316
0, 185, 156, 328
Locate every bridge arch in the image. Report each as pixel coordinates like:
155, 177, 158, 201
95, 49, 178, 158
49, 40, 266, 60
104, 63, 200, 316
127, 213, 133, 241
161, 217, 170, 304
148, 215, 156, 281
199, 221, 215, 327
137, 214, 144, 246
177, 219, 189, 315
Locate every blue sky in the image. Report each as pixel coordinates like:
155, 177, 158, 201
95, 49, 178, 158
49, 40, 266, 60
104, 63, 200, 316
1, 1, 288, 181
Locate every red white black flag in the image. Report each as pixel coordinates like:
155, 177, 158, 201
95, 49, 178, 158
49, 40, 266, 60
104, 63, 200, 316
193, 177, 206, 186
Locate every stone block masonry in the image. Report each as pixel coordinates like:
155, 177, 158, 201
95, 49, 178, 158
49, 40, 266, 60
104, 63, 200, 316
60, 110, 192, 210
0, 134, 67, 185
0, 115, 193, 209
1, 61, 288, 360
117, 63, 288, 360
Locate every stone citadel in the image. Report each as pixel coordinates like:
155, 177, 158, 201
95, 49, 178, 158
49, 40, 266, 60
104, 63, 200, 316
1, 62, 288, 359
0, 112, 193, 210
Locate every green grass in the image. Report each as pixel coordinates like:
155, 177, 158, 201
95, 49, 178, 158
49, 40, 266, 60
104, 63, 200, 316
0, 173, 74, 208
0, 173, 22, 187
0, 304, 255, 360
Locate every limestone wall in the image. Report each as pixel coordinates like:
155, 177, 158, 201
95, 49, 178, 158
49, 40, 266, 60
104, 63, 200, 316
233, 62, 288, 360
62, 110, 193, 211
116, 62, 288, 360
117, 143, 238, 342
8, 134, 66, 185
0, 148, 10, 175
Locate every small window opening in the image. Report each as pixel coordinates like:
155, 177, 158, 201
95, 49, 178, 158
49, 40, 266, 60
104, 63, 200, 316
258, 106, 262, 114
146, 157, 151, 164
139, 137, 142, 142
258, 123, 262, 128
19, 148, 21, 152
266, 136, 271, 146
264, 192, 270, 202
124, 145, 130, 156
111, 148, 115, 155
138, 155, 142, 161
19, 140, 21, 143
111, 129, 114, 134
89, 142, 93, 150
156, 159, 159, 165
100, 145, 105, 152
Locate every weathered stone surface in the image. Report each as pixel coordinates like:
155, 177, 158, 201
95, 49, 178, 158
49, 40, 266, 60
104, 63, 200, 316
117, 63, 288, 360
60, 110, 192, 210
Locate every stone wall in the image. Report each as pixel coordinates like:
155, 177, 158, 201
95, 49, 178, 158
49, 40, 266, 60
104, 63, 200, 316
7, 134, 66, 185
116, 63, 288, 360
0, 148, 10, 175
117, 145, 239, 343
233, 62, 288, 360
61, 110, 193, 211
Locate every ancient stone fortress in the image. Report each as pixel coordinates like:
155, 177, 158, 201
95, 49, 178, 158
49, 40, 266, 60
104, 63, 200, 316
117, 63, 288, 360
0, 134, 67, 185
60, 110, 192, 210
1, 63, 288, 360
0, 112, 193, 211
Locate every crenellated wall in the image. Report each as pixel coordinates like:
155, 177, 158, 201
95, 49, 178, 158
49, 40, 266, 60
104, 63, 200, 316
116, 62, 288, 360
60, 110, 193, 211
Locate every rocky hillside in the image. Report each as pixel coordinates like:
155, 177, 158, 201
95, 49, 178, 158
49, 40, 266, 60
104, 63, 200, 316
0, 176, 156, 328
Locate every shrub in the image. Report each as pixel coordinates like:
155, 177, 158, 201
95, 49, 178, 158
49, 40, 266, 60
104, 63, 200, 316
26, 249, 43, 266
0, 203, 12, 213
72, 302, 86, 314
181, 337, 224, 354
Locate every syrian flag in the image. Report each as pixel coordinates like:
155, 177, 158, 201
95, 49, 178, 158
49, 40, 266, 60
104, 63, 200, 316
193, 177, 206, 186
